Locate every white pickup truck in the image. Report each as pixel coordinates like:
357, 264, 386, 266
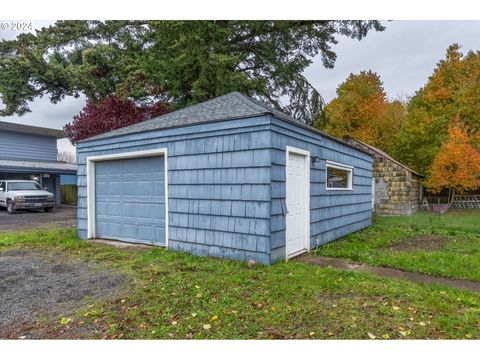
0, 180, 55, 214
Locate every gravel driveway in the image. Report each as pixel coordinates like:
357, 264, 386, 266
0, 205, 76, 232
0, 249, 129, 338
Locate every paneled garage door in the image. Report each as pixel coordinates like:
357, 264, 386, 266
94, 156, 166, 245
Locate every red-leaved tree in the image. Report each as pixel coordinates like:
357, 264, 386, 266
64, 96, 170, 144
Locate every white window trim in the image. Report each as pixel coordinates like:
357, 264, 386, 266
86, 148, 169, 248
325, 160, 354, 191
285, 146, 311, 260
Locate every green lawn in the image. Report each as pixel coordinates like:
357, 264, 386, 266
1, 228, 479, 339
377, 210, 480, 234
316, 212, 480, 281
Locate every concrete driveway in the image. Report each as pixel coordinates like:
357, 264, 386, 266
0, 205, 76, 232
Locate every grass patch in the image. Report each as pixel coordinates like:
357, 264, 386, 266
1, 228, 480, 339
378, 210, 480, 235
316, 213, 480, 281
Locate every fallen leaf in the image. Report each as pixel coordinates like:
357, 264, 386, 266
18, 336, 27, 339
399, 330, 411, 337
327, 332, 335, 337
465, 333, 473, 339
120, 299, 126, 303
382, 334, 390, 339
171, 321, 178, 325
211, 315, 219, 321
392, 306, 400, 311
195, 285, 201, 289
191, 313, 197, 317
309, 332, 315, 336
60, 317, 72, 325
367, 332, 376, 339
419, 322, 427, 326
203, 324, 211, 330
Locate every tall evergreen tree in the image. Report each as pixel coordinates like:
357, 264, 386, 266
0, 20, 384, 124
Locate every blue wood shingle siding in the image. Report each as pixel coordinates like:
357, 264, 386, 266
76, 114, 372, 264
269, 117, 372, 262
0, 129, 58, 161
77, 116, 273, 263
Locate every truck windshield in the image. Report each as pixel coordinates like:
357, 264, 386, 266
8, 182, 42, 191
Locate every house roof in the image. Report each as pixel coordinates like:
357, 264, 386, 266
0, 159, 77, 174
80, 92, 370, 156
0, 121, 66, 139
344, 137, 424, 177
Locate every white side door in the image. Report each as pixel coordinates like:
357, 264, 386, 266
285, 147, 310, 259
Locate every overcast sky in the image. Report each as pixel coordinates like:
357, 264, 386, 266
1, 20, 480, 154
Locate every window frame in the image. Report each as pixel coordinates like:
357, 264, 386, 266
325, 160, 354, 191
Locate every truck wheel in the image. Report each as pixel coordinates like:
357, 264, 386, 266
7, 200, 16, 214
44, 207, 53, 212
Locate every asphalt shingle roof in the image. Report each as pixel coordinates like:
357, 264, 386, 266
82, 92, 300, 142
81, 92, 370, 156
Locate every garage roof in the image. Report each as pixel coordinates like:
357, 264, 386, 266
80, 92, 370, 155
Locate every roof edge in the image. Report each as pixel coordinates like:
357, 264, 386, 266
77, 112, 272, 145
0, 121, 66, 139
343, 136, 424, 177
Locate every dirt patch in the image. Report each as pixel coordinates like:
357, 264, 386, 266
390, 235, 449, 252
0, 249, 130, 338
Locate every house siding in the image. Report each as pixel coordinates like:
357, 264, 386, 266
0, 129, 58, 161
76, 116, 272, 263
76, 114, 373, 264
269, 117, 372, 262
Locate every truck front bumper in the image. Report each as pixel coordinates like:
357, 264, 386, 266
14, 201, 55, 210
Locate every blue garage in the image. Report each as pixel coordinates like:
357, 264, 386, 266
76, 92, 373, 264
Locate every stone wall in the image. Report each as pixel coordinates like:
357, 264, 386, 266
345, 139, 423, 216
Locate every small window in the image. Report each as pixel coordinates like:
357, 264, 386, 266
326, 161, 353, 190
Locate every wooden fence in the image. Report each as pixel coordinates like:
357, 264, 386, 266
452, 194, 480, 209
61, 185, 77, 205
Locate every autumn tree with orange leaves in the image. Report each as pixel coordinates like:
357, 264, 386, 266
426, 120, 480, 202
317, 70, 405, 154
394, 44, 480, 174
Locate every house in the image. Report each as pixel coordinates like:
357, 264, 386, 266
0, 121, 77, 204
76, 92, 373, 264
344, 137, 424, 216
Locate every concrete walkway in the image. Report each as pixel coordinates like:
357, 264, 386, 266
297, 254, 480, 293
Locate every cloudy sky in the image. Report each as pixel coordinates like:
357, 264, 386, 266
1, 20, 480, 154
